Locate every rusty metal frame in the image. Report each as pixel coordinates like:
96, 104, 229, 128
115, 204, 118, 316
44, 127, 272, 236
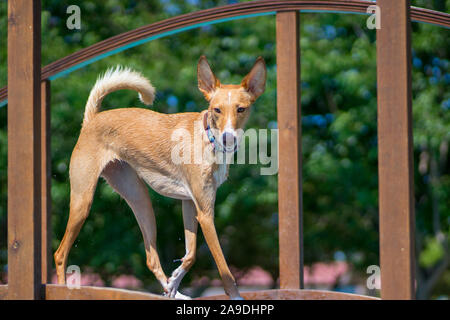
2, 0, 449, 300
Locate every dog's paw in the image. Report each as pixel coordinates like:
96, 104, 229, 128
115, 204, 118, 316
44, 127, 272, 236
174, 291, 191, 300
167, 266, 188, 298
163, 289, 190, 299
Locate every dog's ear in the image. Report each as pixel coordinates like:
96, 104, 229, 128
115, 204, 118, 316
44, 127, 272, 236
198, 56, 220, 101
241, 57, 266, 101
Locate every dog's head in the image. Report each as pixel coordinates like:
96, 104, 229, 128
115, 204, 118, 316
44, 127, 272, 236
198, 56, 266, 153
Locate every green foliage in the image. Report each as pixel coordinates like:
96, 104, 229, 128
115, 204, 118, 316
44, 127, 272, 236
0, 0, 448, 298
420, 236, 446, 268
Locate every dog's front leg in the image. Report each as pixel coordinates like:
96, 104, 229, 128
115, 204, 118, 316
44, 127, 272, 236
166, 200, 198, 299
196, 209, 242, 300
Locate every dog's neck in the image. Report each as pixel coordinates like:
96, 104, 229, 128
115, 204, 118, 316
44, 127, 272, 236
201, 110, 231, 186
203, 110, 224, 153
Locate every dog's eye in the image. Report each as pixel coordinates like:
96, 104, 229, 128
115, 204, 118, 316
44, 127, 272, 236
214, 108, 221, 114
237, 107, 246, 113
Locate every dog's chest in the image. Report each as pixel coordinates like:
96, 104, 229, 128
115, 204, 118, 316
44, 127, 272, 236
213, 163, 228, 187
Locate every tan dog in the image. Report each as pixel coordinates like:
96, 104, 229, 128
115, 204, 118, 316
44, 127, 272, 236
54, 56, 266, 299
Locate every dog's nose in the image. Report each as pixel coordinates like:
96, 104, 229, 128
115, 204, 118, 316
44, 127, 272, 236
222, 132, 236, 147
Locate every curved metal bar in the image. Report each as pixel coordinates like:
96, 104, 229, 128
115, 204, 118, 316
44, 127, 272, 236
0, 0, 448, 103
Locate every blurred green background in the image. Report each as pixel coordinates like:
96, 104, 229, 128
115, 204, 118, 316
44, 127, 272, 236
0, 0, 448, 299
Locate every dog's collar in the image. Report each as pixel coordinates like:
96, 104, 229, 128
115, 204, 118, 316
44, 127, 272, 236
203, 111, 224, 153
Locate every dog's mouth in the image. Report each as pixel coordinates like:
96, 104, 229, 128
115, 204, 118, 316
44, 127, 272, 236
214, 141, 238, 153
222, 143, 238, 153
219, 136, 239, 154
210, 139, 237, 154
207, 127, 239, 153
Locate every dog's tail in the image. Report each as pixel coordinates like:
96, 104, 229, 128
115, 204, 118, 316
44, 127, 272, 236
83, 66, 155, 127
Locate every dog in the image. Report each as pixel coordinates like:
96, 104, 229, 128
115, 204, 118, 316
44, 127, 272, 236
54, 56, 266, 300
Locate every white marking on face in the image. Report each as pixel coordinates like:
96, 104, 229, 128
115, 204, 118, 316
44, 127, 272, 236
224, 93, 236, 136
220, 91, 237, 151
225, 117, 233, 131
223, 117, 237, 148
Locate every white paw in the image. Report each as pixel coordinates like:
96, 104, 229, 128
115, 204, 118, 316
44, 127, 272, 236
175, 291, 191, 300
167, 266, 187, 298
231, 295, 244, 300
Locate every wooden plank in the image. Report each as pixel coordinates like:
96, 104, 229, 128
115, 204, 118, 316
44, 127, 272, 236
376, 0, 415, 300
276, 11, 303, 290
41, 80, 52, 284
7, 0, 42, 300
0, 285, 8, 300
45, 285, 172, 300
197, 289, 379, 300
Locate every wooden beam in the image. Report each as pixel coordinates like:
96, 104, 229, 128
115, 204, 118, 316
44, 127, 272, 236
41, 80, 52, 284
197, 289, 379, 300
45, 285, 172, 300
276, 11, 303, 290
0, 285, 8, 300
377, 0, 415, 300
7, 0, 42, 299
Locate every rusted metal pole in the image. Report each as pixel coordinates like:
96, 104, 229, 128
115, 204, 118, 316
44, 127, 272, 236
377, 0, 415, 300
7, 0, 43, 299
41, 80, 52, 285
276, 10, 303, 290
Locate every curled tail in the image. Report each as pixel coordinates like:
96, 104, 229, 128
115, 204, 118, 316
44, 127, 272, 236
83, 66, 155, 127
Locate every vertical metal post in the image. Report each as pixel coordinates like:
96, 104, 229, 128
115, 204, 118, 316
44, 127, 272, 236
377, 0, 415, 299
276, 10, 303, 290
7, 0, 43, 299
41, 80, 52, 285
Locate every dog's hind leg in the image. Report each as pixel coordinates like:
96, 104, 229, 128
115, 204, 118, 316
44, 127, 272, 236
166, 200, 198, 299
101, 160, 169, 294
54, 147, 103, 285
